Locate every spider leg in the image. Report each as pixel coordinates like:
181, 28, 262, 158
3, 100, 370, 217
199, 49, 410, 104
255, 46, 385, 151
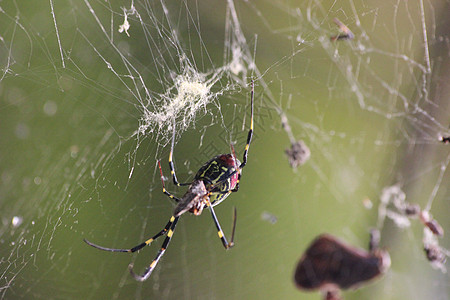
238, 80, 254, 170
230, 183, 240, 193
228, 81, 254, 193
83, 216, 176, 253
169, 126, 192, 187
158, 160, 181, 203
206, 199, 237, 249
129, 216, 180, 281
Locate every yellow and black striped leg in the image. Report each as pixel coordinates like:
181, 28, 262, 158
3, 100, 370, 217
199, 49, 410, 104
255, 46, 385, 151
129, 216, 180, 281
83, 217, 176, 253
168, 123, 190, 187
158, 160, 181, 203
206, 200, 237, 249
168, 149, 191, 187
239, 80, 254, 170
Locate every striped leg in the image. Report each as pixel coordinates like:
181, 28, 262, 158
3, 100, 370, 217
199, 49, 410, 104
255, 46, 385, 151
169, 126, 192, 187
206, 200, 237, 249
129, 216, 180, 281
227, 80, 255, 194
158, 160, 181, 202
238, 80, 254, 170
83, 216, 177, 253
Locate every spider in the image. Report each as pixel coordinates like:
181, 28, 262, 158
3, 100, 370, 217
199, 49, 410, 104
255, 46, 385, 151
84, 81, 254, 281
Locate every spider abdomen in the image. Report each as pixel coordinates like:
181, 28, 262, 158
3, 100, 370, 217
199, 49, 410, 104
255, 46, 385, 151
195, 154, 240, 206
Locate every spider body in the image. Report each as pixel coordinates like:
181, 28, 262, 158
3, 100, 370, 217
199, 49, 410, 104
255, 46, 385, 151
84, 81, 254, 282
194, 154, 241, 206
173, 154, 240, 217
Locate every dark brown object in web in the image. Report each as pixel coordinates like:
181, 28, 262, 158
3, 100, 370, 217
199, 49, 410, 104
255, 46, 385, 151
439, 135, 449, 144
419, 211, 444, 237
294, 233, 390, 300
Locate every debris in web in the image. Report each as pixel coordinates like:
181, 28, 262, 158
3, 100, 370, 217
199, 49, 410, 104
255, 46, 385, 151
136, 55, 226, 144
280, 113, 310, 169
419, 211, 444, 237
330, 18, 354, 41
285, 140, 311, 168
118, 5, 136, 37
377, 185, 448, 272
423, 228, 448, 273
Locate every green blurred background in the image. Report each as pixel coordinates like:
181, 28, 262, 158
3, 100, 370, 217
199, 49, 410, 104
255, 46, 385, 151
1, 1, 449, 299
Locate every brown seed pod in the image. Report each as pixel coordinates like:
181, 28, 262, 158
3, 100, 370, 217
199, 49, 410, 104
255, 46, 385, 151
294, 234, 390, 292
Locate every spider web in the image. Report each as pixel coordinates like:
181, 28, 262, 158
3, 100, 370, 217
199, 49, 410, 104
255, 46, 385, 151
0, 0, 449, 299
